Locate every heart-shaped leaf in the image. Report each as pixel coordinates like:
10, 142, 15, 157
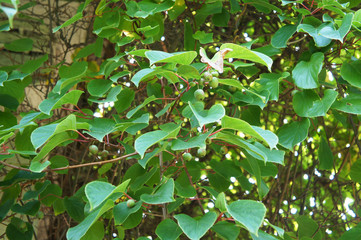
277, 118, 310, 150
292, 52, 324, 89
85, 180, 130, 211
188, 102, 225, 127
293, 89, 338, 117
140, 178, 175, 204
226, 200, 266, 236
174, 212, 217, 240
156, 219, 183, 240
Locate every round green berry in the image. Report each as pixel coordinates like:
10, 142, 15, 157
203, 71, 213, 81
194, 89, 205, 101
127, 199, 135, 208
209, 77, 219, 88
89, 145, 99, 155
211, 71, 219, 77
197, 148, 207, 157
220, 146, 228, 155
190, 81, 196, 87
182, 152, 192, 161
100, 150, 109, 158
228, 86, 237, 93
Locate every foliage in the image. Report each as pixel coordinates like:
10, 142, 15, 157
1, 0, 361, 239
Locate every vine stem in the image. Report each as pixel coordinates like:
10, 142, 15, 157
180, 155, 205, 214
0, 151, 146, 172
159, 151, 168, 220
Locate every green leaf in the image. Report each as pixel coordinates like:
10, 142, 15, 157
319, 13, 353, 42
64, 196, 85, 222
74, 38, 103, 60
271, 24, 298, 48
0, 71, 8, 87
293, 89, 338, 117
171, 131, 212, 151
20, 54, 48, 74
85, 180, 130, 211
214, 132, 267, 162
341, 60, 361, 88
297, 24, 332, 47
113, 201, 143, 225
80, 221, 104, 240
6, 218, 34, 240
193, 31, 213, 44
318, 136, 333, 170
221, 115, 278, 149
277, 118, 310, 150
23, 180, 51, 200
220, 43, 273, 71
155, 219, 183, 240
49, 155, 69, 173
31, 114, 77, 150
339, 227, 361, 240
53, 62, 88, 93
127, 95, 157, 118
0, 170, 45, 188
39, 183, 62, 206
131, 166, 158, 191
188, 102, 225, 127
212, 221, 240, 240
140, 178, 175, 204
11, 200, 40, 216
332, 93, 361, 114
114, 88, 135, 113
226, 200, 266, 236
87, 79, 113, 97
53, 198, 65, 216
0, 5, 17, 29
264, 219, 284, 238
292, 52, 324, 89
175, 171, 196, 198
254, 72, 290, 101
85, 118, 116, 142
135, 124, 180, 158
145, 50, 197, 66
297, 215, 323, 240
215, 192, 227, 212
350, 159, 361, 183
251, 230, 278, 240
4, 38, 33, 52
66, 199, 114, 240
30, 131, 78, 172
38, 90, 83, 115
177, 65, 201, 80
174, 212, 217, 240
53, 12, 82, 33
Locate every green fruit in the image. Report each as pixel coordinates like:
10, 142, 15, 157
199, 78, 205, 86
194, 89, 205, 101
100, 150, 109, 158
229, 86, 237, 93
190, 81, 196, 87
19, 221, 27, 230
209, 77, 219, 88
197, 148, 207, 157
89, 145, 99, 155
182, 152, 192, 161
220, 146, 228, 155
203, 71, 213, 81
127, 199, 135, 208
211, 71, 219, 77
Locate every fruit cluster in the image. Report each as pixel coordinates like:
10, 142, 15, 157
193, 70, 219, 101
88, 145, 109, 159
